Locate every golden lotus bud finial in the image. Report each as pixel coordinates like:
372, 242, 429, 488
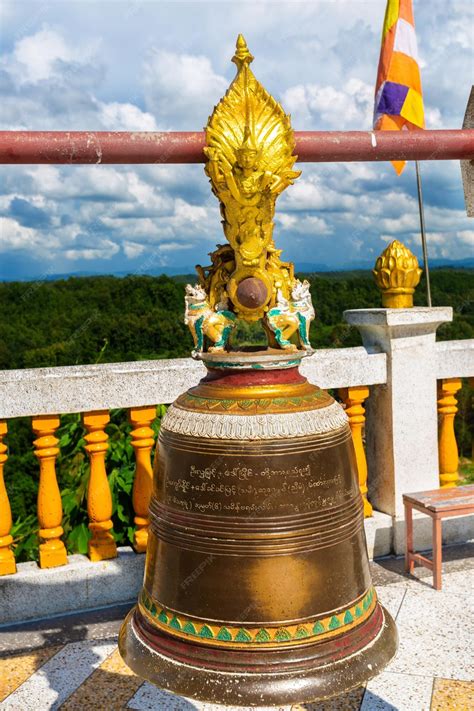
373, 239, 423, 308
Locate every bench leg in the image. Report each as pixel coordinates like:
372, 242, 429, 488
405, 503, 415, 574
432, 517, 442, 590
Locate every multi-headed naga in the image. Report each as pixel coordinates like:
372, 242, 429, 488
186, 35, 314, 354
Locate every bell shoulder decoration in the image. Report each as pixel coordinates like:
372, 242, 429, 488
186, 34, 313, 353
120, 36, 398, 706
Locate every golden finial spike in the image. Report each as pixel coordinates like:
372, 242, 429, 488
373, 239, 422, 308
232, 34, 254, 69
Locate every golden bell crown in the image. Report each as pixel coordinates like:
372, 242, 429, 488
373, 239, 422, 308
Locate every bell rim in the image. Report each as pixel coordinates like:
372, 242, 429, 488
118, 603, 398, 706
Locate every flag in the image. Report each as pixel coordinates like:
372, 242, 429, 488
374, 0, 425, 174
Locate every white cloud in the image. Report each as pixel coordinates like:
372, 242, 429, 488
280, 173, 357, 211
64, 239, 120, 261
143, 49, 227, 129
0, 217, 39, 250
277, 212, 331, 236
173, 199, 208, 223
123, 241, 146, 259
457, 230, 474, 246
4, 26, 100, 84
97, 102, 158, 131
282, 78, 373, 130
158, 241, 194, 253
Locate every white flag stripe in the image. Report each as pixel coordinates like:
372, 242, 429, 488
393, 18, 419, 61
0, 640, 116, 711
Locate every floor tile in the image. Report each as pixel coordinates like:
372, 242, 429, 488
431, 568, 474, 596
1, 639, 116, 710
360, 671, 433, 711
0, 603, 133, 655
128, 683, 293, 710
431, 677, 474, 710
397, 566, 474, 595
0, 646, 62, 701
387, 587, 474, 680
374, 584, 407, 620
60, 647, 143, 710
294, 686, 365, 709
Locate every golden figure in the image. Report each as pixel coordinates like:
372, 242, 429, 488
187, 35, 314, 352
201, 34, 301, 322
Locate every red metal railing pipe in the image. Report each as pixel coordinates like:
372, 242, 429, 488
0, 129, 473, 165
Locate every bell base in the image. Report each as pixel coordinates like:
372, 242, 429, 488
119, 604, 398, 706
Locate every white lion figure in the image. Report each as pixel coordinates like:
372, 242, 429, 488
184, 284, 236, 355
290, 279, 315, 350
265, 279, 315, 351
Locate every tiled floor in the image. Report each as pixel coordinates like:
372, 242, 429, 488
1, 548, 473, 710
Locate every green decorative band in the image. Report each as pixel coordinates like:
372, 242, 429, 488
139, 587, 377, 649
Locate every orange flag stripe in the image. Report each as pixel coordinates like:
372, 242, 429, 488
376, 24, 396, 92
376, 115, 408, 175
387, 51, 422, 94
399, 0, 414, 25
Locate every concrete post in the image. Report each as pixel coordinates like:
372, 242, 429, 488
344, 308, 453, 553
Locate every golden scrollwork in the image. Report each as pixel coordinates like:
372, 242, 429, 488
200, 34, 301, 322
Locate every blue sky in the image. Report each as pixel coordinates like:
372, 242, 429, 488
0, 0, 473, 280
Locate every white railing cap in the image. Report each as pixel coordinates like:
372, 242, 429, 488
435, 339, 474, 379
0, 347, 387, 419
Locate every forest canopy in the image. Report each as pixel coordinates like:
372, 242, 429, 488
1, 269, 472, 369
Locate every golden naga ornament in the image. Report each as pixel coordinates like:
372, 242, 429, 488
187, 35, 313, 353
373, 239, 422, 308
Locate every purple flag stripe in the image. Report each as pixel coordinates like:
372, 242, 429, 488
376, 81, 409, 117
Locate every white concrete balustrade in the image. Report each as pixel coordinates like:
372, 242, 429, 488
0, 307, 473, 625
0, 346, 387, 418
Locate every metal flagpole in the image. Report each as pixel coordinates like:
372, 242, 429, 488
415, 160, 432, 307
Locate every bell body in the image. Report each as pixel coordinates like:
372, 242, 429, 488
119, 352, 397, 705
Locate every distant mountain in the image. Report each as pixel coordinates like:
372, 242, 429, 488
295, 258, 474, 273
0, 265, 197, 283
425, 258, 474, 269
1, 258, 472, 283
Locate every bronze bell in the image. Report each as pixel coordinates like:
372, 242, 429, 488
119, 354, 397, 706
119, 35, 397, 706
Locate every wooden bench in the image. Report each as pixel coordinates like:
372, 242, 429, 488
403, 485, 474, 590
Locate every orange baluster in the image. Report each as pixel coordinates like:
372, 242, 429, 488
83, 411, 117, 561
339, 386, 373, 517
0, 421, 16, 575
437, 378, 462, 488
129, 406, 156, 553
32, 415, 68, 568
